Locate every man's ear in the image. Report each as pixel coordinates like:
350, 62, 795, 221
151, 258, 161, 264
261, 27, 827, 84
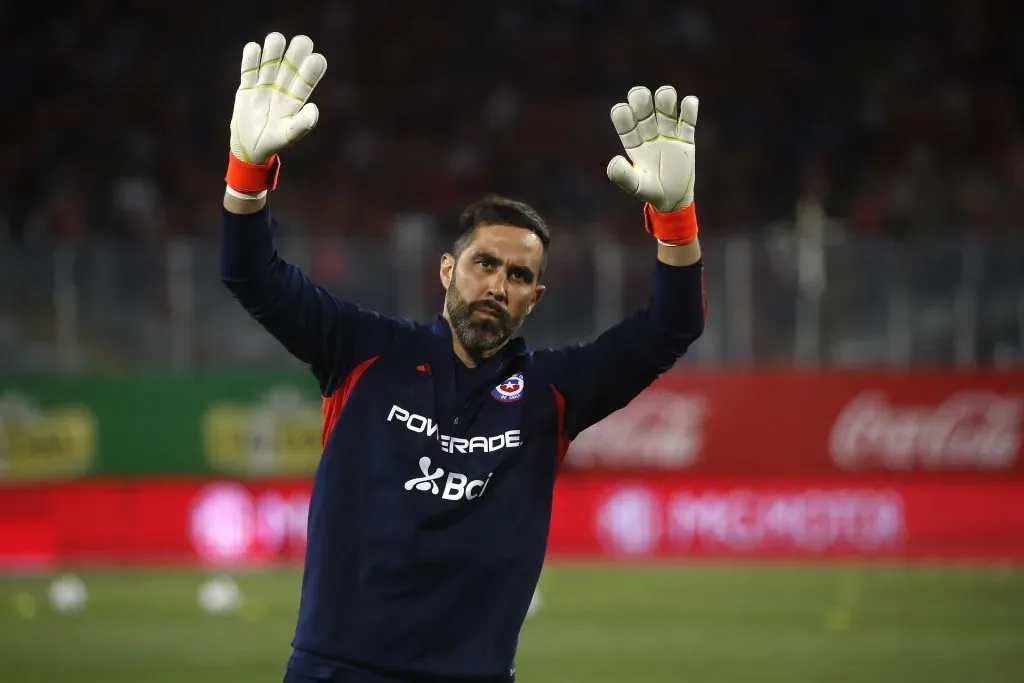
440, 253, 455, 290
527, 284, 547, 314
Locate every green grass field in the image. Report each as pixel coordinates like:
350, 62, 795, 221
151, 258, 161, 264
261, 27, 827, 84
1, 563, 1023, 683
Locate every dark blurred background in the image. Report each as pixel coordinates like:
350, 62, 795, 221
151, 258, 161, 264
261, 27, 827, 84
5, 0, 1023, 242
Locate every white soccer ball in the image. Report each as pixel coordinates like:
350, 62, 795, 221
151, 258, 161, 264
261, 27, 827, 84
48, 574, 88, 613
197, 575, 242, 614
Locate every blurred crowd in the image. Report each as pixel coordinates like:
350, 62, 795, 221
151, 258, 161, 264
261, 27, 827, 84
2, 0, 1022, 246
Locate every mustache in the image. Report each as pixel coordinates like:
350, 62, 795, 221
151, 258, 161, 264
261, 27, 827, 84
470, 301, 508, 323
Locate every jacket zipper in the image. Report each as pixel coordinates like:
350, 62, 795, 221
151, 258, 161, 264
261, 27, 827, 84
453, 358, 515, 427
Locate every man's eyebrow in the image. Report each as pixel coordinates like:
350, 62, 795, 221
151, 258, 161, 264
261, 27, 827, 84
510, 264, 536, 280
470, 250, 536, 281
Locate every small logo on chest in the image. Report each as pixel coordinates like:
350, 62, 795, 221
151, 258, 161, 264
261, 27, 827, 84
491, 373, 525, 403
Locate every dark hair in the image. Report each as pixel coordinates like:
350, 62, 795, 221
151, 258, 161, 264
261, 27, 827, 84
452, 194, 551, 279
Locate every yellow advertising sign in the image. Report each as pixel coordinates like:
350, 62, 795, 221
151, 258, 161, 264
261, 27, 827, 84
202, 387, 323, 474
0, 393, 96, 480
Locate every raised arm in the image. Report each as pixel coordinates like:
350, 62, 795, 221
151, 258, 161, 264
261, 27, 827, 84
552, 85, 707, 437
219, 33, 390, 395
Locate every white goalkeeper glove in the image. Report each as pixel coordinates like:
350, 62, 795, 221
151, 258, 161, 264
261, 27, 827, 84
607, 85, 698, 213
225, 32, 327, 198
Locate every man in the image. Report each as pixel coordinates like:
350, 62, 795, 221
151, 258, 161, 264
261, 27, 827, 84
221, 32, 705, 683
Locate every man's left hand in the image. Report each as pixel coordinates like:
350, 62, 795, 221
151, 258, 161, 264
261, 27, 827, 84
606, 86, 698, 214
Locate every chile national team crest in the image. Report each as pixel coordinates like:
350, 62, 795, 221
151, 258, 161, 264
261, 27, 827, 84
491, 373, 525, 403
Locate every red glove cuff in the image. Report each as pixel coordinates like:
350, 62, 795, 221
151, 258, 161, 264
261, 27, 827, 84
225, 152, 281, 194
644, 202, 699, 245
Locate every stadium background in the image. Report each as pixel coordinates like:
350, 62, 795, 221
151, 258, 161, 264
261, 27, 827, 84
1, 1, 1023, 681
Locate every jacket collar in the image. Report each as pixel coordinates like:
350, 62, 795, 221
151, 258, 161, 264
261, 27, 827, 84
426, 314, 529, 431
430, 313, 530, 361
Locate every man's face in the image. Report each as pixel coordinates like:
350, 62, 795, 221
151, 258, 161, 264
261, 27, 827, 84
440, 224, 547, 358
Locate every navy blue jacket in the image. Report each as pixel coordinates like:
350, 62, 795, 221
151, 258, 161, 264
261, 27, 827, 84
220, 204, 705, 682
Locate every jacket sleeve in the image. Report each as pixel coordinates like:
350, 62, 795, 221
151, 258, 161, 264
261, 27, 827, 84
219, 204, 395, 396
549, 258, 705, 439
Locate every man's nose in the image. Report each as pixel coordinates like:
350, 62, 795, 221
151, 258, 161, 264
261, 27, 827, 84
486, 271, 508, 303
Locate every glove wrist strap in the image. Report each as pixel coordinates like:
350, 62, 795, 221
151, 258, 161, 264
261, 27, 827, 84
644, 202, 698, 245
225, 152, 281, 194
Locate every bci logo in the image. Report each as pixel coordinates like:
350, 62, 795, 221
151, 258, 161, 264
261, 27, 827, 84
404, 456, 493, 501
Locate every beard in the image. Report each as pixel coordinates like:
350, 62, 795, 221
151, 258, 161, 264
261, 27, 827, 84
445, 274, 525, 358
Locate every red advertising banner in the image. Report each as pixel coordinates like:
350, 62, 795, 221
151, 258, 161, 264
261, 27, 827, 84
0, 480, 312, 569
563, 369, 1024, 476
549, 475, 1024, 561
1, 476, 1022, 568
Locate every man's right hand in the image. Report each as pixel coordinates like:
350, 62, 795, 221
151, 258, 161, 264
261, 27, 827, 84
225, 32, 327, 201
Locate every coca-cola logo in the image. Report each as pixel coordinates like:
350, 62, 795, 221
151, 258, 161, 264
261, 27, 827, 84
829, 391, 1024, 471
565, 390, 707, 469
